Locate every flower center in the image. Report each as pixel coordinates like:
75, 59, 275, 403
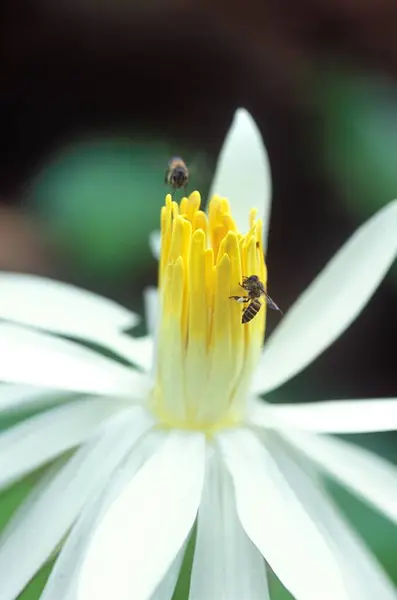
150, 192, 267, 433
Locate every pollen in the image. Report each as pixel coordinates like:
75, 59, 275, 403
153, 191, 268, 431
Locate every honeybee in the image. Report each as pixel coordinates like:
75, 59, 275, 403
165, 157, 189, 194
229, 275, 283, 324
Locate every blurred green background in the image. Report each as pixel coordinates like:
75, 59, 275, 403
1, 0, 397, 596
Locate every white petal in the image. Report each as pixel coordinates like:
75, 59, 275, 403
0, 384, 61, 414
218, 428, 350, 600
0, 273, 138, 339
189, 450, 269, 600
253, 199, 397, 394
269, 435, 397, 599
144, 286, 159, 339
150, 547, 185, 600
0, 407, 154, 600
42, 431, 166, 600
0, 272, 149, 375
209, 109, 272, 241
0, 397, 127, 490
143, 287, 159, 379
77, 431, 206, 600
100, 331, 154, 372
149, 231, 161, 260
250, 397, 397, 433
0, 273, 145, 370
285, 431, 397, 525
0, 324, 148, 396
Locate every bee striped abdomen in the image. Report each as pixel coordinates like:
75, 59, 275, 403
242, 299, 262, 324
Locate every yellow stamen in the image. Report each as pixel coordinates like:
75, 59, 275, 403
152, 191, 268, 433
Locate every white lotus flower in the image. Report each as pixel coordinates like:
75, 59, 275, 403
0, 110, 396, 600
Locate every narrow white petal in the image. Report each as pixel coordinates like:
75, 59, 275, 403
250, 397, 397, 433
0, 324, 148, 396
0, 384, 61, 414
150, 547, 185, 600
143, 286, 159, 379
0, 397, 127, 490
209, 109, 272, 241
101, 331, 154, 372
42, 431, 166, 600
144, 286, 159, 339
149, 231, 161, 260
78, 431, 206, 600
270, 436, 397, 599
285, 431, 397, 525
0, 407, 154, 600
189, 450, 269, 600
0, 273, 138, 338
218, 428, 350, 600
253, 199, 397, 394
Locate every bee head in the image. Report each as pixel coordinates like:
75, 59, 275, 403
243, 275, 259, 284
171, 166, 188, 188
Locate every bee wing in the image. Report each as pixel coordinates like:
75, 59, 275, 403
188, 152, 214, 187
264, 291, 283, 315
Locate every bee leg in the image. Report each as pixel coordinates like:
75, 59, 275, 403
229, 295, 250, 303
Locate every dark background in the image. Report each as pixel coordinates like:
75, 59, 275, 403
0, 1, 397, 596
